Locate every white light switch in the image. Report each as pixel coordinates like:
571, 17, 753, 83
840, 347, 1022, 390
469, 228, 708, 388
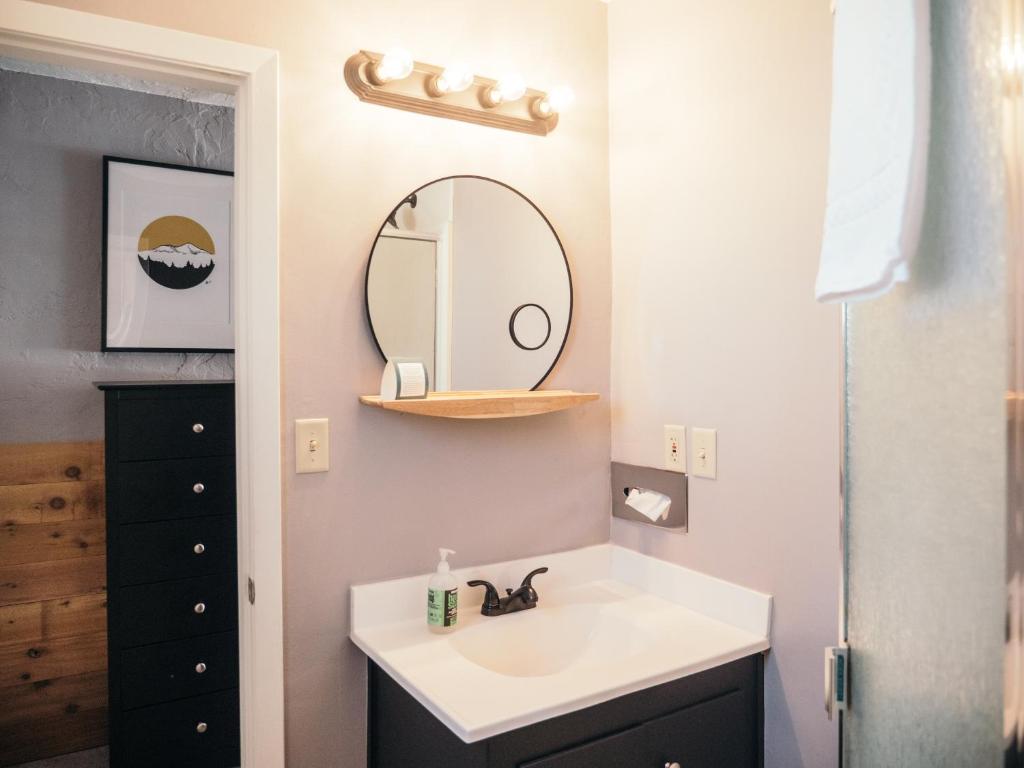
692, 428, 717, 479
663, 425, 686, 473
295, 418, 329, 474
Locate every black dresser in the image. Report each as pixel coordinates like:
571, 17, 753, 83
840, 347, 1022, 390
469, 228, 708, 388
98, 381, 240, 768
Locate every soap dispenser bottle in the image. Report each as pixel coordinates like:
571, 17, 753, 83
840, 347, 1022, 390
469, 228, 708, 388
427, 548, 458, 634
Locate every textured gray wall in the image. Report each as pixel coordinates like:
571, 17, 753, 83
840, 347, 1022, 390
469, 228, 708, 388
0, 69, 234, 443
844, 2, 1007, 765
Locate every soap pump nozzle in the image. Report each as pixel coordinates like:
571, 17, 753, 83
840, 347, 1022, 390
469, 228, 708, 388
437, 548, 455, 573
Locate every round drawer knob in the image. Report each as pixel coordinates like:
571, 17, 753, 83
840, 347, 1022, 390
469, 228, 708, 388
192, 423, 205, 434
196, 722, 208, 734
193, 482, 205, 494
194, 602, 206, 614
195, 662, 207, 674
665, 763, 681, 768
193, 543, 206, 555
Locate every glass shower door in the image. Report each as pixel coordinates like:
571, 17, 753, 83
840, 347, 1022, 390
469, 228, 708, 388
841, 2, 1016, 766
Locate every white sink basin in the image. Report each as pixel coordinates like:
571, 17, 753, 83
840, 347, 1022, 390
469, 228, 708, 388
350, 544, 772, 742
449, 604, 653, 678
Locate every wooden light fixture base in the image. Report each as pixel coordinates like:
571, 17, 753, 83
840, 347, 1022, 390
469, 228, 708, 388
344, 51, 559, 137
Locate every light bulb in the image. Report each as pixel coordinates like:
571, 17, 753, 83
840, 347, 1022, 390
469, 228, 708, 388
373, 48, 414, 83
547, 85, 575, 113
495, 73, 526, 103
436, 63, 474, 94
1003, 35, 1024, 77
484, 73, 526, 107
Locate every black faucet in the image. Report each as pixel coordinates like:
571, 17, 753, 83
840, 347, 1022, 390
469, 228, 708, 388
467, 567, 548, 617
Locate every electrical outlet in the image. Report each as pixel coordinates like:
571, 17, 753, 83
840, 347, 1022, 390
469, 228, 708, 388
664, 425, 686, 473
295, 418, 329, 473
692, 427, 717, 479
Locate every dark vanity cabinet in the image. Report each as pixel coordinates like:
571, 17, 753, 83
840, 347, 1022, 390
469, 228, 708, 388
99, 382, 240, 768
369, 654, 764, 768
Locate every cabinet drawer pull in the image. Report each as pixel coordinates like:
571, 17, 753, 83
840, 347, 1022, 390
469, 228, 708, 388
194, 543, 206, 555
193, 482, 205, 494
196, 722, 208, 734
194, 602, 206, 614
665, 763, 681, 768
195, 662, 207, 674
192, 423, 205, 434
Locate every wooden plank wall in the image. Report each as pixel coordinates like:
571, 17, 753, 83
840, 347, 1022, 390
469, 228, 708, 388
0, 442, 108, 766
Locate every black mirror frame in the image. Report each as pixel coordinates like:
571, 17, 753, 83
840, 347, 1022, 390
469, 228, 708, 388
363, 175, 573, 392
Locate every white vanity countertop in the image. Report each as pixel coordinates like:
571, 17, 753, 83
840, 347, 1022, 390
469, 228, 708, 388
350, 544, 772, 743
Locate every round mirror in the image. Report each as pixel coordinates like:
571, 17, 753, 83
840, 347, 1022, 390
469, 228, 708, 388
365, 176, 572, 392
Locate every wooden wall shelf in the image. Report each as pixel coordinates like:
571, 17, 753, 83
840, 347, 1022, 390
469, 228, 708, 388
359, 390, 599, 420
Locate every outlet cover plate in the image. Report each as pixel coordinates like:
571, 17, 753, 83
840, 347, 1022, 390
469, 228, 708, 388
663, 425, 686, 473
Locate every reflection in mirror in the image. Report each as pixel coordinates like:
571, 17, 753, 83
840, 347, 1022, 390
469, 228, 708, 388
366, 177, 571, 392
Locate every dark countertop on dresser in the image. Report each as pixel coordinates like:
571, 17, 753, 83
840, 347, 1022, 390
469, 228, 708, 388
95, 380, 235, 390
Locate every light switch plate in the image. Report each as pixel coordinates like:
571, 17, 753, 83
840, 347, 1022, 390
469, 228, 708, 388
663, 425, 686, 473
692, 427, 717, 479
295, 418, 329, 473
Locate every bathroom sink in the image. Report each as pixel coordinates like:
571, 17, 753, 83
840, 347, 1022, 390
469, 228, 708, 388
350, 544, 772, 742
449, 604, 652, 678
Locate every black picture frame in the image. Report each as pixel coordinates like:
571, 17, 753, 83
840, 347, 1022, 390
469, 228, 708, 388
102, 155, 235, 353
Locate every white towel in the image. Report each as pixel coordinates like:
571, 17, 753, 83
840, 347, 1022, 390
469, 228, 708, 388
815, 0, 931, 303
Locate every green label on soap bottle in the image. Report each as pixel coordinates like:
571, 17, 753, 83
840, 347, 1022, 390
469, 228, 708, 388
428, 587, 458, 627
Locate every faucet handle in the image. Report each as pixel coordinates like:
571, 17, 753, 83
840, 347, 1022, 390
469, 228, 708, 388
520, 567, 548, 589
467, 579, 501, 611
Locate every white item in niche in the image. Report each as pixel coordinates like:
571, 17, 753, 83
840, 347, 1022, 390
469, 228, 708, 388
380, 358, 429, 401
625, 488, 671, 522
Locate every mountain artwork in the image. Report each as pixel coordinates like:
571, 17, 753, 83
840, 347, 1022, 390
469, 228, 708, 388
104, 157, 233, 351
136, 215, 217, 290
137, 243, 215, 289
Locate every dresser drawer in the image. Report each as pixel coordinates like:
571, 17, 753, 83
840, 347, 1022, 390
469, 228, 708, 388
115, 456, 235, 523
120, 631, 239, 710
116, 574, 237, 648
115, 395, 234, 461
117, 516, 236, 586
121, 689, 240, 768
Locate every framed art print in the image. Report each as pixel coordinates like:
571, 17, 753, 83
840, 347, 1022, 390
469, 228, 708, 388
103, 156, 234, 351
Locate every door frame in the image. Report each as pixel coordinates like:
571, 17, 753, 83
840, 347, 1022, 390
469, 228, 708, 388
0, 2, 285, 766
375, 230, 449, 388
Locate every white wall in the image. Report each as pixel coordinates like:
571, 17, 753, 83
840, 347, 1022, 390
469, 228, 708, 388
607, 2, 840, 766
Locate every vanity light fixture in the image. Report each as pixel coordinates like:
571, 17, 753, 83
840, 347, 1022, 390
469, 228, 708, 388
345, 50, 564, 136
427, 63, 475, 97
367, 47, 415, 85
